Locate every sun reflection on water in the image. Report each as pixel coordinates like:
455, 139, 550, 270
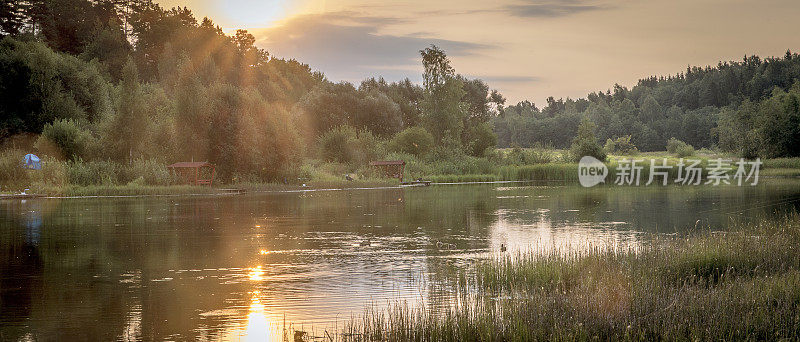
248, 266, 265, 281
220, 291, 286, 342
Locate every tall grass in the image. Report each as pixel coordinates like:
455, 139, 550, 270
763, 157, 800, 169
342, 214, 800, 341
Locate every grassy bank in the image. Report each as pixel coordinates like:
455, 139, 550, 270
22, 179, 401, 197
3, 146, 800, 196
342, 214, 800, 341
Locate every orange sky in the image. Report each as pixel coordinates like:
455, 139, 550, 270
158, 0, 800, 105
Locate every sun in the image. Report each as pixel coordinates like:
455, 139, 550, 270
218, 0, 291, 27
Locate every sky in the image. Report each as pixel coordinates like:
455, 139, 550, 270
158, 0, 800, 105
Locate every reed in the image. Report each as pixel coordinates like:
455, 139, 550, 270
342, 214, 800, 341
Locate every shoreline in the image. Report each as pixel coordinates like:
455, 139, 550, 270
3, 174, 800, 200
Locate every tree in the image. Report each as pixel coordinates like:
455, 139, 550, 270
388, 127, 434, 156
81, 25, 132, 81
104, 58, 146, 162
465, 122, 497, 157
318, 125, 358, 164
570, 117, 606, 162
0, 37, 112, 139
420, 45, 465, 145
640, 95, 663, 123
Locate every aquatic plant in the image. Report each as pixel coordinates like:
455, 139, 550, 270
341, 214, 800, 341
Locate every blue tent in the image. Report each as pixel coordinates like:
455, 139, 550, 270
23, 154, 41, 170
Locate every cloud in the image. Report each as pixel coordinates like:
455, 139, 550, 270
255, 12, 491, 83
506, 0, 607, 18
476, 75, 541, 84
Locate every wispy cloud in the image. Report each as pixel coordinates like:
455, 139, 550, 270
255, 11, 492, 82
506, 0, 608, 18
476, 75, 541, 84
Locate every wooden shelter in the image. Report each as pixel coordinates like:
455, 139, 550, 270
167, 162, 216, 186
370, 160, 405, 182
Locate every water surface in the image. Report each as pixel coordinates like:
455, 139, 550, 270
2, 181, 800, 340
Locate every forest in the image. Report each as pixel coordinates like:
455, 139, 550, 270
495, 51, 800, 157
1, 0, 799, 189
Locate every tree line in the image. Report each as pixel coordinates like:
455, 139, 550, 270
494, 51, 800, 157
1, 0, 798, 188
0, 0, 503, 183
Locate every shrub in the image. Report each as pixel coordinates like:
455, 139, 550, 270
666, 137, 695, 157
465, 122, 497, 157
67, 160, 121, 186
570, 118, 606, 162
0, 149, 27, 190
36, 119, 91, 161
604, 138, 615, 154
319, 125, 358, 164
125, 158, 172, 185
351, 129, 382, 165
388, 127, 434, 157
676, 144, 695, 157
505, 145, 555, 165
610, 135, 638, 155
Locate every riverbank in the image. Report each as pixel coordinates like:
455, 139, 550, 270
4, 179, 400, 197
3, 152, 799, 197
342, 213, 800, 341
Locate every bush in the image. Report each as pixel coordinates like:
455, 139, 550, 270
603, 138, 615, 154
319, 125, 358, 164
676, 144, 695, 157
388, 127, 434, 156
666, 137, 695, 157
36, 119, 91, 160
0, 149, 27, 190
505, 145, 555, 165
608, 135, 638, 154
125, 158, 172, 185
570, 118, 606, 162
465, 122, 497, 157
67, 160, 121, 186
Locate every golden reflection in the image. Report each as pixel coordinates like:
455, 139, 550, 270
236, 293, 285, 342
259, 249, 268, 255
248, 266, 265, 281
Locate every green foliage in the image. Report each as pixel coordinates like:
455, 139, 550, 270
498, 163, 576, 181
0, 149, 27, 190
347, 214, 800, 341
80, 26, 132, 81
494, 51, 800, 152
297, 82, 403, 137
319, 125, 357, 164
603, 138, 615, 154
423, 76, 465, 145
67, 160, 121, 186
465, 122, 497, 157
607, 135, 638, 155
666, 137, 695, 157
37, 119, 91, 160
570, 117, 606, 162
0, 37, 112, 139
388, 127, 434, 156
65, 158, 173, 187
126, 158, 173, 186
717, 85, 800, 158
9, 0, 800, 188
504, 145, 557, 165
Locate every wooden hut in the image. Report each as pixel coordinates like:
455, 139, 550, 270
369, 160, 405, 182
167, 162, 216, 186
